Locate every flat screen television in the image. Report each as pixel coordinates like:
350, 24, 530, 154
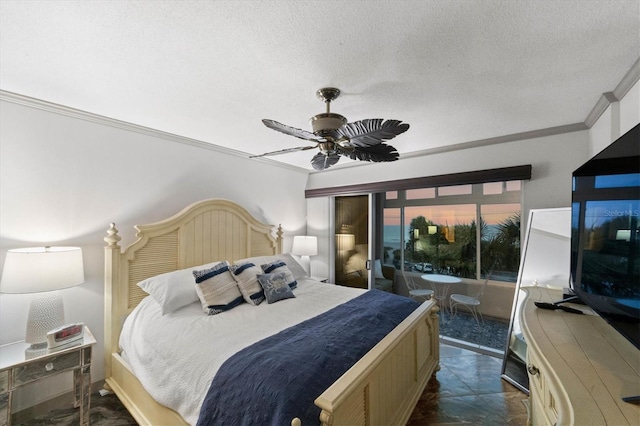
570, 123, 640, 350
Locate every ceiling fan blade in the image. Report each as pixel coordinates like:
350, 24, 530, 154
337, 119, 409, 147
262, 119, 324, 142
311, 152, 341, 170
250, 145, 317, 158
341, 143, 399, 163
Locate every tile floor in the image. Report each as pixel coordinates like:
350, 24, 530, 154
18, 343, 529, 425
407, 344, 529, 425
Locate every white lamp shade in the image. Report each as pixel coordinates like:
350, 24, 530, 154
335, 234, 355, 251
0, 247, 84, 294
291, 236, 318, 256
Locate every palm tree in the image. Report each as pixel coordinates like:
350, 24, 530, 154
482, 212, 521, 279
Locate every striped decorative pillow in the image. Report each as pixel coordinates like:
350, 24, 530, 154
192, 262, 244, 315
261, 261, 297, 290
229, 261, 266, 306
239, 253, 308, 280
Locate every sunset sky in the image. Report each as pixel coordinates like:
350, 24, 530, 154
384, 203, 520, 227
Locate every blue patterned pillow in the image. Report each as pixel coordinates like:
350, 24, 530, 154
229, 261, 266, 306
261, 261, 297, 290
192, 262, 244, 315
257, 272, 296, 304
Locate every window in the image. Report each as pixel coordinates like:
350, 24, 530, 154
406, 188, 435, 200
383, 181, 521, 282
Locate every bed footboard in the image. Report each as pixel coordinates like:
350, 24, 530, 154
107, 298, 439, 426
313, 299, 439, 426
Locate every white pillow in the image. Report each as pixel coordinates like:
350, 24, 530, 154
374, 259, 385, 279
137, 261, 219, 315
344, 252, 367, 275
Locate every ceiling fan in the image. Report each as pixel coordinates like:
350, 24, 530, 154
252, 87, 410, 170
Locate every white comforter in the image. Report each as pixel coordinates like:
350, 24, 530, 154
119, 278, 364, 425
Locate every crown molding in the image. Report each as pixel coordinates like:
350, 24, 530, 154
320, 57, 640, 174
0, 90, 309, 175
399, 122, 588, 162
613, 56, 640, 101
584, 56, 640, 128
3, 55, 639, 176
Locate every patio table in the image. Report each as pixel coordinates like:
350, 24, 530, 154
421, 274, 462, 318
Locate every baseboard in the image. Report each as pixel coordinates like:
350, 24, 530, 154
440, 335, 504, 358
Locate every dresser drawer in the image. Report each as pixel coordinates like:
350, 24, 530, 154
13, 351, 80, 386
527, 349, 561, 425
526, 351, 544, 397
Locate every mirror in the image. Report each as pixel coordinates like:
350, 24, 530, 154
500, 207, 571, 393
335, 195, 370, 288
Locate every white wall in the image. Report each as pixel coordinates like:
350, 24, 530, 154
0, 99, 309, 409
590, 79, 639, 154
620, 80, 640, 135
306, 197, 332, 280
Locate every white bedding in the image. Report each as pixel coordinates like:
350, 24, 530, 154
119, 278, 365, 425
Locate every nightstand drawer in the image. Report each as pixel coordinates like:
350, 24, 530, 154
13, 351, 80, 386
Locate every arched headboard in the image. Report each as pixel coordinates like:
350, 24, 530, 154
104, 199, 283, 379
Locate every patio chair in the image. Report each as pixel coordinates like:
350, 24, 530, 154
449, 272, 491, 327
401, 269, 434, 302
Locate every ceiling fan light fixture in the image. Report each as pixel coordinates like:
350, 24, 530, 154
318, 142, 336, 153
310, 113, 347, 134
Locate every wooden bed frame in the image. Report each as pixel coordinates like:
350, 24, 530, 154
104, 198, 439, 426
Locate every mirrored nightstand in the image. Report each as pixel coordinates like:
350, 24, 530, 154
0, 326, 96, 426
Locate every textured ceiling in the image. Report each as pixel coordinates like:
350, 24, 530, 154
1, 0, 639, 171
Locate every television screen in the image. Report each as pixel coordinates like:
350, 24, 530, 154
571, 124, 640, 350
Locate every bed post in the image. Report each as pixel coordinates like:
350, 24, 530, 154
104, 223, 122, 383
431, 306, 441, 373
277, 224, 283, 254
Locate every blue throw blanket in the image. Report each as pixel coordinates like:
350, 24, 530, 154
196, 290, 420, 426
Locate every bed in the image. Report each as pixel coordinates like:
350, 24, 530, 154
104, 198, 440, 425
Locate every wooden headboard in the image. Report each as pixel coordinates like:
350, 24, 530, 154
104, 199, 283, 379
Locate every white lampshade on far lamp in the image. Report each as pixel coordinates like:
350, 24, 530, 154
0, 246, 84, 348
291, 236, 318, 276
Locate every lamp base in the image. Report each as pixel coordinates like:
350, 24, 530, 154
299, 255, 311, 276
26, 291, 65, 348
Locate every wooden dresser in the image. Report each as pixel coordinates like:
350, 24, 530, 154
520, 287, 640, 425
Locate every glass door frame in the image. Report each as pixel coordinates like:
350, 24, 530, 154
332, 193, 374, 288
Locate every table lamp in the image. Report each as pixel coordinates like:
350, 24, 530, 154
291, 236, 317, 276
335, 233, 355, 252
0, 246, 84, 348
